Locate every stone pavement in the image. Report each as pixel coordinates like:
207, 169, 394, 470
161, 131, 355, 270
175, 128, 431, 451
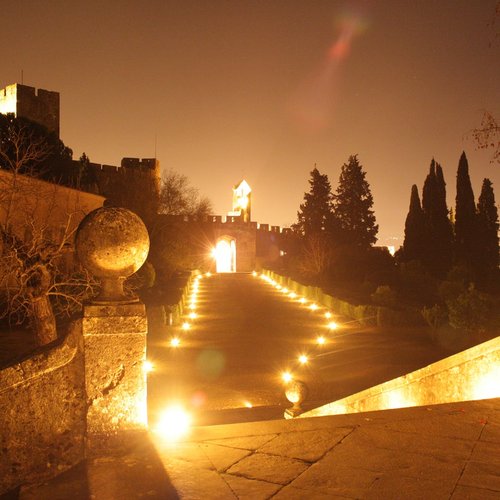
19, 398, 500, 499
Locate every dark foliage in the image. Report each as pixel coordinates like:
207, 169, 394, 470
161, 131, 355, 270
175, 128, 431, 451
333, 155, 378, 247
454, 152, 477, 268
293, 167, 334, 237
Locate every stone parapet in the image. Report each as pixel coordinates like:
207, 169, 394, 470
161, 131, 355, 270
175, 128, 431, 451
0, 322, 86, 494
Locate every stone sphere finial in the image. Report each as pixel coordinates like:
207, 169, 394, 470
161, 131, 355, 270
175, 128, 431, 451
75, 207, 150, 303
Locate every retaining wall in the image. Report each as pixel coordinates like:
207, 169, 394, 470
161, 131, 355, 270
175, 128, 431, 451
301, 335, 500, 418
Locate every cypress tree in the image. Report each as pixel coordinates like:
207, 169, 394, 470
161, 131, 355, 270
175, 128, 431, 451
454, 152, 477, 267
477, 178, 499, 275
402, 185, 426, 262
294, 166, 334, 237
333, 155, 378, 247
421, 159, 453, 276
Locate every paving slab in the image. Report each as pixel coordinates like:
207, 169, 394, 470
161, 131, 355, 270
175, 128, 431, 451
15, 398, 500, 499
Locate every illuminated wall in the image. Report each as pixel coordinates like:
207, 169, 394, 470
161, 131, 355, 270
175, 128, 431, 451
301, 336, 500, 418
0, 323, 86, 494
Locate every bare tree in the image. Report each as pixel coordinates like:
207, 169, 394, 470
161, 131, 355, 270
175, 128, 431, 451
159, 170, 212, 217
472, 111, 500, 164
0, 117, 99, 345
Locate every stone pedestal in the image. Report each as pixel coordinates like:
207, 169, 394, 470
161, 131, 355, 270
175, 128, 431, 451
83, 302, 147, 452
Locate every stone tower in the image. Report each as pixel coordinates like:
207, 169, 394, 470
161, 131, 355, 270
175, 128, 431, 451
231, 179, 252, 222
0, 83, 60, 137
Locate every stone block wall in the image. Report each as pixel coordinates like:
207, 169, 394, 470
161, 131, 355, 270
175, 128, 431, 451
0, 322, 86, 494
301, 336, 500, 418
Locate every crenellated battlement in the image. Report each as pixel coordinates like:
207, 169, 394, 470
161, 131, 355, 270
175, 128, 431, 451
160, 213, 291, 234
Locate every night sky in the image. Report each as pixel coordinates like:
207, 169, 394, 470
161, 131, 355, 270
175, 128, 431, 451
2, 0, 499, 246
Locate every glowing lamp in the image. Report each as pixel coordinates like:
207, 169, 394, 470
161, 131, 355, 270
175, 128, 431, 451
170, 337, 180, 347
282, 288, 289, 294
156, 405, 192, 441
188, 303, 196, 310
252, 271, 257, 277
316, 336, 326, 345
143, 360, 154, 373
182, 322, 191, 331
189, 312, 197, 320
325, 312, 332, 319
289, 292, 297, 299
205, 272, 212, 277
327, 321, 338, 330
276, 285, 282, 290
243, 401, 253, 408
299, 298, 307, 304
309, 303, 318, 311
298, 354, 308, 365
281, 371, 293, 383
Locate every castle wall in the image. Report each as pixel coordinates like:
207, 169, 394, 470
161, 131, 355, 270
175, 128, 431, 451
0, 169, 105, 243
0, 84, 60, 136
155, 214, 290, 273
88, 158, 161, 221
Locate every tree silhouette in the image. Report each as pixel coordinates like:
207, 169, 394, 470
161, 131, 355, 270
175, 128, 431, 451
454, 152, 477, 268
293, 166, 333, 237
402, 184, 426, 262
422, 159, 453, 276
476, 178, 499, 276
333, 155, 378, 247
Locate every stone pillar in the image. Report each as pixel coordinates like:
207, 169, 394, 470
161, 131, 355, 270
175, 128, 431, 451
75, 207, 150, 453
83, 303, 147, 441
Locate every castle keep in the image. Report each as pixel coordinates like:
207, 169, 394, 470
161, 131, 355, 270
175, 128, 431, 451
0, 83, 60, 136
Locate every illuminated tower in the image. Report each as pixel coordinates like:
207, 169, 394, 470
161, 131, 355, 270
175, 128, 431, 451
0, 83, 60, 137
231, 180, 252, 222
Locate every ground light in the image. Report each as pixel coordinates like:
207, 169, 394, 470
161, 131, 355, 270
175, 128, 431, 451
298, 354, 308, 365
243, 401, 253, 408
155, 404, 192, 441
143, 360, 154, 373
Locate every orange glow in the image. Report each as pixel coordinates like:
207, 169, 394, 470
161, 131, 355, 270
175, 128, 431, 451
155, 404, 192, 441
189, 312, 197, 320
298, 354, 308, 364
182, 322, 191, 331
327, 321, 338, 330
299, 297, 307, 304
281, 371, 293, 383
289, 292, 297, 299
309, 303, 318, 311
316, 336, 326, 345
213, 239, 236, 273
243, 401, 253, 408
170, 337, 180, 347
143, 360, 154, 373
324, 311, 332, 319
